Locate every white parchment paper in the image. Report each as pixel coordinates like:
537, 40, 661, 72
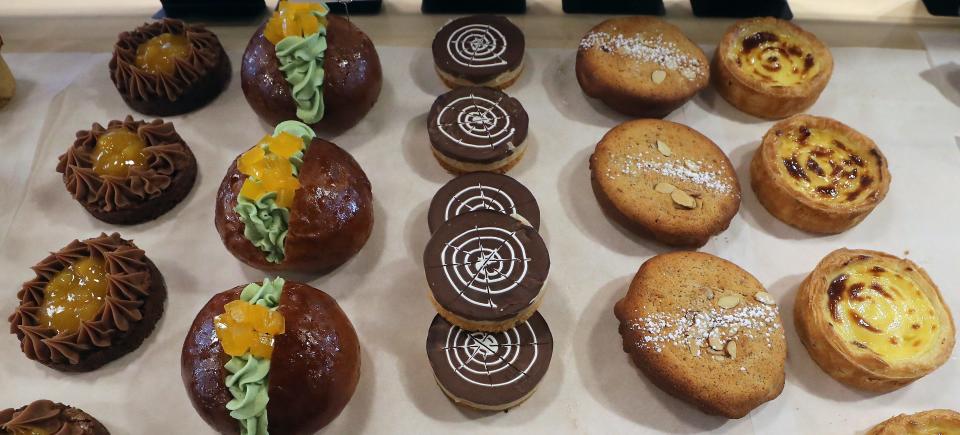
1, 45, 959, 434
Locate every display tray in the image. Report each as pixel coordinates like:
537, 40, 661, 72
1, 39, 959, 434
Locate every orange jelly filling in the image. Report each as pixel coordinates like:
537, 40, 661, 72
237, 132, 303, 208
264, 1, 329, 45
38, 257, 109, 334
214, 300, 285, 359
92, 128, 148, 177
135, 33, 191, 75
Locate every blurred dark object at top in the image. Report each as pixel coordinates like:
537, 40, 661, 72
921, 0, 960, 16
690, 0, 793, 19
562, 0, 664, 15
422, 0, 526, 14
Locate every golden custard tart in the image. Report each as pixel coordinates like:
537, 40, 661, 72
868, 409, 960, 435
751, 114, 890, 234
713, 18, 833, 119
795, 249, 955, 393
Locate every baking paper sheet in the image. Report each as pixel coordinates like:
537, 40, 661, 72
0, 53, 104, 235
1, 45, 959, 434
918, 31, 960, 148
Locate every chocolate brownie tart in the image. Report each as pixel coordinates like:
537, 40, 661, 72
9, 233, 166, 372
426, 312, 553, 411
432, 15, 526, 89
427, 86, 529, 174
423, 210, 550, 332
428, 171, 540, 233
57, 116, 197, 225
110, 18, 231, 116
1, 400, 109, 435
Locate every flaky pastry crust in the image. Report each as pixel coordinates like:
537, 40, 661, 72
750, 114, 890, 234
795, 249, 955, 392
867, 409, 960, 434
713, 18, 833, 119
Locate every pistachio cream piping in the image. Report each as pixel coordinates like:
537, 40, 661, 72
222, 277, 285, 435
275, 26, 328, 124
234, 122, 316, 263
236, 193, 289, 263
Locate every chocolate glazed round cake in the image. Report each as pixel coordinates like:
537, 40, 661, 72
0, 400, 110, 435
215, 133, 373, 274
423, 210, 550, 332
181, 280, 360, 434
432, 15, 525, 89
57, 116, 197, 225
110, 19, 231, 116
8, 233, 166, 372
427, 86, 529, 173
241, 14, 382, 135
428, 172, 540, 233
426, 312, 553, 411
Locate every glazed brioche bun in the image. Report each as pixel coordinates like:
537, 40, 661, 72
241, 15, 382, 135
181, 281, 361, 434
215, 137, 374, 274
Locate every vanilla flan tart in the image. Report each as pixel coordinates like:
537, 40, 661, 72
867, 409, 960, 435
713, 17, 833, 119
750, 114, 890, 234
795, 249, 955, 393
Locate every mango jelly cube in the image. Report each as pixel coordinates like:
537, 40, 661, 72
299, 14, 320, 36
250, 336, 273, 359
274, 188, 293, 208
226, 300, 255, 323
240, 326, 259, 349
217, 318, 255, 357
263, 174, 300, 192
238, 146, 266, 176
245, 303, 270, 323
260, 311, 286, 335
239, 179, 269, 202
268, 132, 302, 158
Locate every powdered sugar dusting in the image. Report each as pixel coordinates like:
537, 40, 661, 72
628, 303, 782, 354
580, 31, 705, 80
606, 151, 735, 195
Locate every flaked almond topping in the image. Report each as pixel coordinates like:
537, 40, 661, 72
671, 189, 697, 209
651, 69, 667, 84
726, 340, 738, 359
754, 291, 776, 306
708, 328, 725, 351
510, 212, 534, 228
656, 140, 672, 157
717, 294, 742, 309
712, 355, 727, 362
627, 304, 782, 354
687, 335, 701, 357
705, 288, 715, 300
654, 182, 677, 194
